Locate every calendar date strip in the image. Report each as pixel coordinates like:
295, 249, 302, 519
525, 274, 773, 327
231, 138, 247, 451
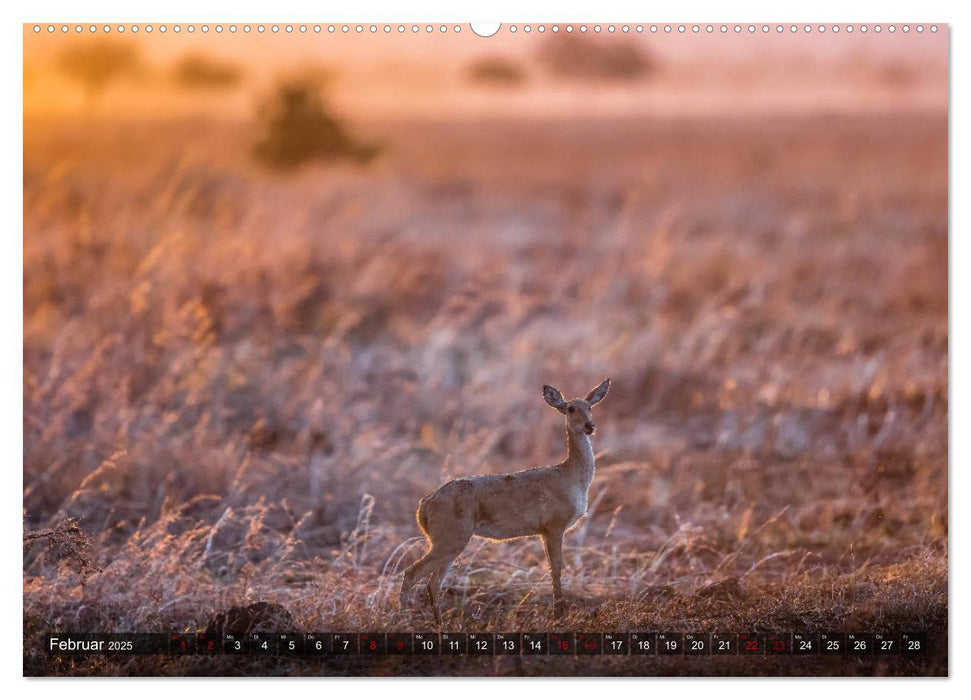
45, 632, 927, 656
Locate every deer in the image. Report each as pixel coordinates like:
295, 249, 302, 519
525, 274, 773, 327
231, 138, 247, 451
398, 379, 611, 623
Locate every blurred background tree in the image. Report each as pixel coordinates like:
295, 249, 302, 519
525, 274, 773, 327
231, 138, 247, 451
252, 78, 378, 169
538, 35, 656, 82
172, 53, 243, 91
57, 41, 143, 106
465, 56, 527, 88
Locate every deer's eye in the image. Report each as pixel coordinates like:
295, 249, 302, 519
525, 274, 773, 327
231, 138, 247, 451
567, 406, 575, 414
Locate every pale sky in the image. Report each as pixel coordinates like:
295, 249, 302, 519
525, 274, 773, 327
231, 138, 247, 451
24, 25, 948, 119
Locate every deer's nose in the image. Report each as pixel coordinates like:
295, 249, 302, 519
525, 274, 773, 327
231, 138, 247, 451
585, 421, 595, 431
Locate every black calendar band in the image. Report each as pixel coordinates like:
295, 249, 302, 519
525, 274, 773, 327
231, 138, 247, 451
43, 632, 928, 656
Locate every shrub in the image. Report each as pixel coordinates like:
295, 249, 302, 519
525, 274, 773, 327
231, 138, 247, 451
252, 80, 378, 169
23, 517, 101, 585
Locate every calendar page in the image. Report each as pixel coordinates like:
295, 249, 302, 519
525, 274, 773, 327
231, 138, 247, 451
23, 20, 947, 677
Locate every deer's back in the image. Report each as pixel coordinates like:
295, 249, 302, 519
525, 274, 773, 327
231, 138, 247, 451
421, 465, 582, 541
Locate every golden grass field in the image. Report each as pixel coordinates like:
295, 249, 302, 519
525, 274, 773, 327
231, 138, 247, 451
23, 108, 946, 675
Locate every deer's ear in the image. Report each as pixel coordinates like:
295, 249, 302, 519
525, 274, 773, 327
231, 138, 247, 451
585, 378, 611, 405
543, 385, 567, 413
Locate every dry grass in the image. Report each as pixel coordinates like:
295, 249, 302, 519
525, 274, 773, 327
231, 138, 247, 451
23, 112, 947, 676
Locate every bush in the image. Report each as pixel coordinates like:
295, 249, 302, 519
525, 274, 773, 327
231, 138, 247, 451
252, 80, 378, 169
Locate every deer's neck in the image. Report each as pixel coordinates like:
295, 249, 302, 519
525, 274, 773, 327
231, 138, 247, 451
566, 430, 596, 487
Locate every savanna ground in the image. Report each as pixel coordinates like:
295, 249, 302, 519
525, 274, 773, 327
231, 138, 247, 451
23, 111, 947, 676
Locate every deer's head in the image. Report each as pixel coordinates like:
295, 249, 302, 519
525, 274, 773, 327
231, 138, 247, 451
543, 379, 610, 436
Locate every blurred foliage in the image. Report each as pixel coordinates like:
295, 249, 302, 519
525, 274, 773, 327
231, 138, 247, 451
466, 56, 527, 87
538, 35, 655, 82
252, 79, 378, 169
172, 53, 243, 91
57, 41, 142, 101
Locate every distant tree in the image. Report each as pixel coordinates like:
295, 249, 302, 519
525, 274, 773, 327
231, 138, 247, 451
252, 79, 378, 169
172, 53, 243, 90
57, 41, 141, 104
466, 56, 527, 87
538, 35, 655, 82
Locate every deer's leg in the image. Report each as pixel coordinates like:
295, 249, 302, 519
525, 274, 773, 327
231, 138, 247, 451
428, 528, 472, 627
400, 548, 437, 613
424, 540, 466, 626
407, 489, 473, 623
426, 564, 450, 628
542, 530, 566, 618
